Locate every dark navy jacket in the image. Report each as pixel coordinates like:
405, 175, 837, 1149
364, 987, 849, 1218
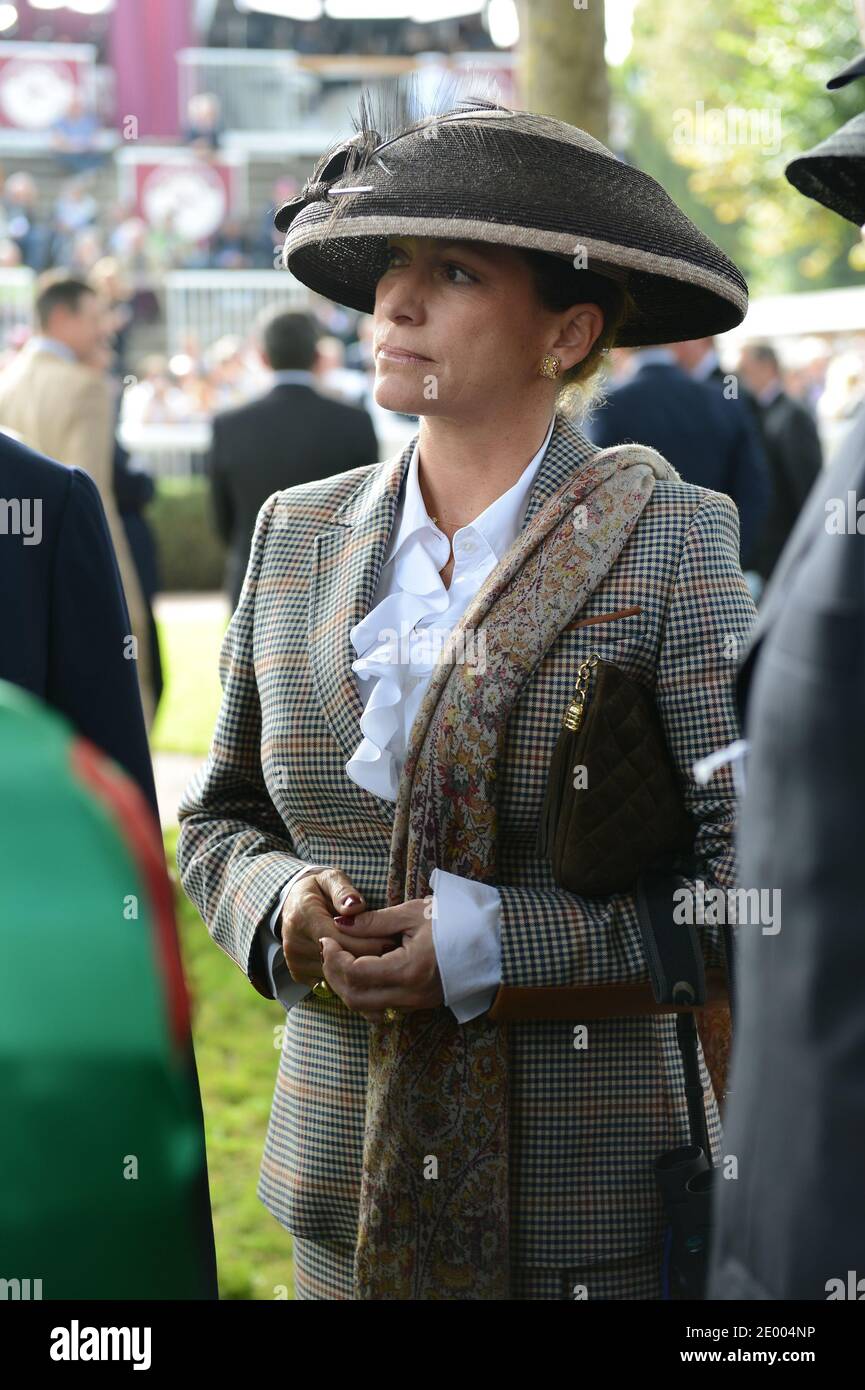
587, 359, 771, 567
0, 430, 157, 813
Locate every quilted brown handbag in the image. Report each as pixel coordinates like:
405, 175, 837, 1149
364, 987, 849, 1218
535, 651, 732, 1110
536, 652, 695, 896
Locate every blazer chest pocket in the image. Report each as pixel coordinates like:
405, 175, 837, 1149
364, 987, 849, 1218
551, 605, 647, 660
532, 605, 649, 699
562, 603, 644, 638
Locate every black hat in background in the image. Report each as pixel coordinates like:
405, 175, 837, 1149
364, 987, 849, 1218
785, 112, 865, 225
827, 50, 865, 89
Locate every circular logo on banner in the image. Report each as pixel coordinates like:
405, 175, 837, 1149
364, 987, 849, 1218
0, 59, 76, 130
140, 163, 228, 242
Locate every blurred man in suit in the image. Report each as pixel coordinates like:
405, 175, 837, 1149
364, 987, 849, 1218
0, 428, 156, 812
0, 272, 155, 724
707, 46, 865, 1301
587, 345, 771, 568
672, 336, 774, 575
737, 341, 823, 581
673, 334, 764, 421
209, 308, 379, 609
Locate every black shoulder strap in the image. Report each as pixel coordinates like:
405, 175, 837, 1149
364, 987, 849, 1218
635, 857, 735, 1162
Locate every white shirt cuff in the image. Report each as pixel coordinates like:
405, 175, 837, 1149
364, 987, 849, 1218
428, 867, 502, 1024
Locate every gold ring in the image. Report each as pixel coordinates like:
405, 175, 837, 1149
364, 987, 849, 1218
312, 978, 333, 999
382, 1006, 400, 1024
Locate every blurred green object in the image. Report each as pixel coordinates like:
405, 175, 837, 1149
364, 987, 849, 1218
0, 681, 217, 1299
151, 476, 226, 592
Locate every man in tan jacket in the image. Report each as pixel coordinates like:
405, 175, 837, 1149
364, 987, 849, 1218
0, 273, 154, 725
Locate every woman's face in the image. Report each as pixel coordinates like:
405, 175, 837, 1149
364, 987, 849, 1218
372, 234, 603, 418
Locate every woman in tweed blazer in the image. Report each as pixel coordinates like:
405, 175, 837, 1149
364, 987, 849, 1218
178, 97, 757, 1300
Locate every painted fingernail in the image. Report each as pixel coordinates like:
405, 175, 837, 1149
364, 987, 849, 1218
333, 914, 356, 926
318, 938, 325, 961
341, 895, 360, 908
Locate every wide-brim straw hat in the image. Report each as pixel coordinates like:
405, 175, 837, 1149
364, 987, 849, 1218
275, 76, 748, 347
785, 111, 865, 226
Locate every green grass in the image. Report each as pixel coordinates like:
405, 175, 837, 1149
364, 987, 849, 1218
157, 599, 296, 1299
151, 611, 226, 756
166, 826, 297, 1300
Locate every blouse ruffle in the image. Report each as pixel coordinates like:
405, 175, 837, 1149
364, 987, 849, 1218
347, 517, 467, 800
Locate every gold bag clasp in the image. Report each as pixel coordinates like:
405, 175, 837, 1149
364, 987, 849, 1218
562, 653, 600, 732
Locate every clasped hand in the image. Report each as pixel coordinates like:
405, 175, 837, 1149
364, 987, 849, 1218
280, 867, 444, 1023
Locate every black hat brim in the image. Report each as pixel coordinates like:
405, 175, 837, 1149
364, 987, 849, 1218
827, 51, 865, 89
785, 112, 865, 224
284, 216, 745, 348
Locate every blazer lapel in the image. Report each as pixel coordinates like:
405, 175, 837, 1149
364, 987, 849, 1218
307, 433, 417, 826
522, 411, 599, 527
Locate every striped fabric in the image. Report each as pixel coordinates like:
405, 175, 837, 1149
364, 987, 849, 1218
177, 410, 757, 1276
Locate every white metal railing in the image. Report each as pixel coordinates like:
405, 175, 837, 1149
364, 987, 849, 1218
164, 269, 313, 355
177, 48, 320, 134
119, 403, 415, 480
118, 421, 212, 479
176, 47, 515, 134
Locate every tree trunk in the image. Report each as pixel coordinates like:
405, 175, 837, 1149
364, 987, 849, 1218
517, 0, 609, 144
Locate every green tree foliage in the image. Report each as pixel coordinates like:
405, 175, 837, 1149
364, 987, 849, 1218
621, 0, 865, 293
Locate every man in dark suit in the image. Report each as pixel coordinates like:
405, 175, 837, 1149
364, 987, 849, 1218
209, 308, 379, 609
672, 333, 765, 424
0, 428, 157, 813
586, 345, 771, 567
1, 429, 218, 1297
737, 341, 823, 580
707, 52, 865, 1302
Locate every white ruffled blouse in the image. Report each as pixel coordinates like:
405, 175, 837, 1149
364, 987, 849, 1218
262, 414, 557, 1023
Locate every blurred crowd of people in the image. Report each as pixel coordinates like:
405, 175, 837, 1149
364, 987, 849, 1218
0, 162, 311, 283
604, 338, 864, 434
0, 269, 387, 726
585, 337, 842, 600
0, 86, 329, 287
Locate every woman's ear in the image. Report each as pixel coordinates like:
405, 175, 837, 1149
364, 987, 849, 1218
552, 303, 605, 369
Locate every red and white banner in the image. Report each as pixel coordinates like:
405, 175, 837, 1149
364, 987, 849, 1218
117, 147, 248, 242
0, 42, 96, 131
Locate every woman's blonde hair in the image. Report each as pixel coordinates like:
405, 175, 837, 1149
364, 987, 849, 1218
515, 248, 638, 419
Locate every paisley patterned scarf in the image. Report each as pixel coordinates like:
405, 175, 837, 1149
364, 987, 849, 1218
353, 442, 684, 1300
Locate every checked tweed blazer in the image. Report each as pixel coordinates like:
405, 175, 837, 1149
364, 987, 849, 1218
177, 409, 757, 1269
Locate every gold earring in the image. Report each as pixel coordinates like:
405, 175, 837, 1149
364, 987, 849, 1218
539, 353, 561, 379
